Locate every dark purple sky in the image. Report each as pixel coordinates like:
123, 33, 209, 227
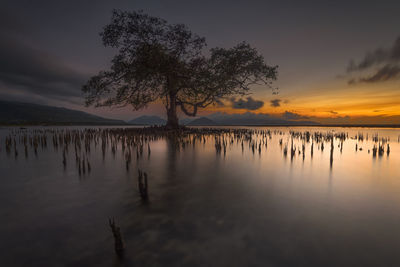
1, 0, 400, 121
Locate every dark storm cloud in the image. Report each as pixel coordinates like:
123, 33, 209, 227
347, 49, 389, 72
270, 99, 282, 107
0, 36, 87, 98
359, 64, 400, 83
230, 97, 264, 110
347, 36, 400, 72
346, 35, 400, 84
0, 11, 88, 102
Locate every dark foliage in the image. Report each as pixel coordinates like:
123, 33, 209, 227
83, 10, 278, 128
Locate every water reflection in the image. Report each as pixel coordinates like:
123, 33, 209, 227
1, 126, 400, 266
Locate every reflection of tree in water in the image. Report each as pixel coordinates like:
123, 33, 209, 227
165, 136, 179, 181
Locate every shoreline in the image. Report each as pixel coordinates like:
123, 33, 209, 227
1, 123, 400, 128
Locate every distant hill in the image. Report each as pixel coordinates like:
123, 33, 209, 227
128, 115, 166, 125
187, 117, 217, 126
0, 101, 126, 125
180, 113, 320, 126
179, 117, 194, 125
207, 112, 320, 126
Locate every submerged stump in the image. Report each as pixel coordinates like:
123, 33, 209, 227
109, 218, 125, 257
138, 169, 149, 200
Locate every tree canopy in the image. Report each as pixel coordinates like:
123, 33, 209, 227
83, 9, 278, 128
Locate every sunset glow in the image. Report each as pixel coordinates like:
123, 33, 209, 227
2, 2, 400, 266
1, 1, 399, 125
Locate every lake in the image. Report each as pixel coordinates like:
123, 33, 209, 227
1, 126, 400, 266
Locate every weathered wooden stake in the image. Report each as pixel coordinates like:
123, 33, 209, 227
108, 217, 124, 257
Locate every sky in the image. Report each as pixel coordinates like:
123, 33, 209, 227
1, 0, 400, 124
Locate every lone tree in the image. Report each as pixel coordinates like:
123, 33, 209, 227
83, 10, 278, 128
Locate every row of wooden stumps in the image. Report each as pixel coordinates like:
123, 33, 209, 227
109, 169, 149, 258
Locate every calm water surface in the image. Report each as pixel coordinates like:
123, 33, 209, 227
1, 126, 400, 266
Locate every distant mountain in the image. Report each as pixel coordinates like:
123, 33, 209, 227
0, 101, 126, 125
131, 112, 319, 126
179, 117, 194, 125
180, 112, 319, 126
128, 115, 166, 125
187, 117, 217, 126
205, 112, 320, 126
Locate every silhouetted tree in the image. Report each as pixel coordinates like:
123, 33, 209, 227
83, 10, 278, 128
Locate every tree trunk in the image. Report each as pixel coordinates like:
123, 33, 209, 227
166, 92, 179, 129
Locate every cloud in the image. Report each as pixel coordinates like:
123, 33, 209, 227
214, 98, 225, 107
345, 36, 400, 84
230, 97, 264, 110
347, 78, 356, 85
270, 99, 282, 107
359, 64, 400, 83
0, 38, 87, 97
329, 110, 338, 115
347, 49, 389, 72
282, 111, 309, 120
0, 15, 88, 103
347, 36, 400, 72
